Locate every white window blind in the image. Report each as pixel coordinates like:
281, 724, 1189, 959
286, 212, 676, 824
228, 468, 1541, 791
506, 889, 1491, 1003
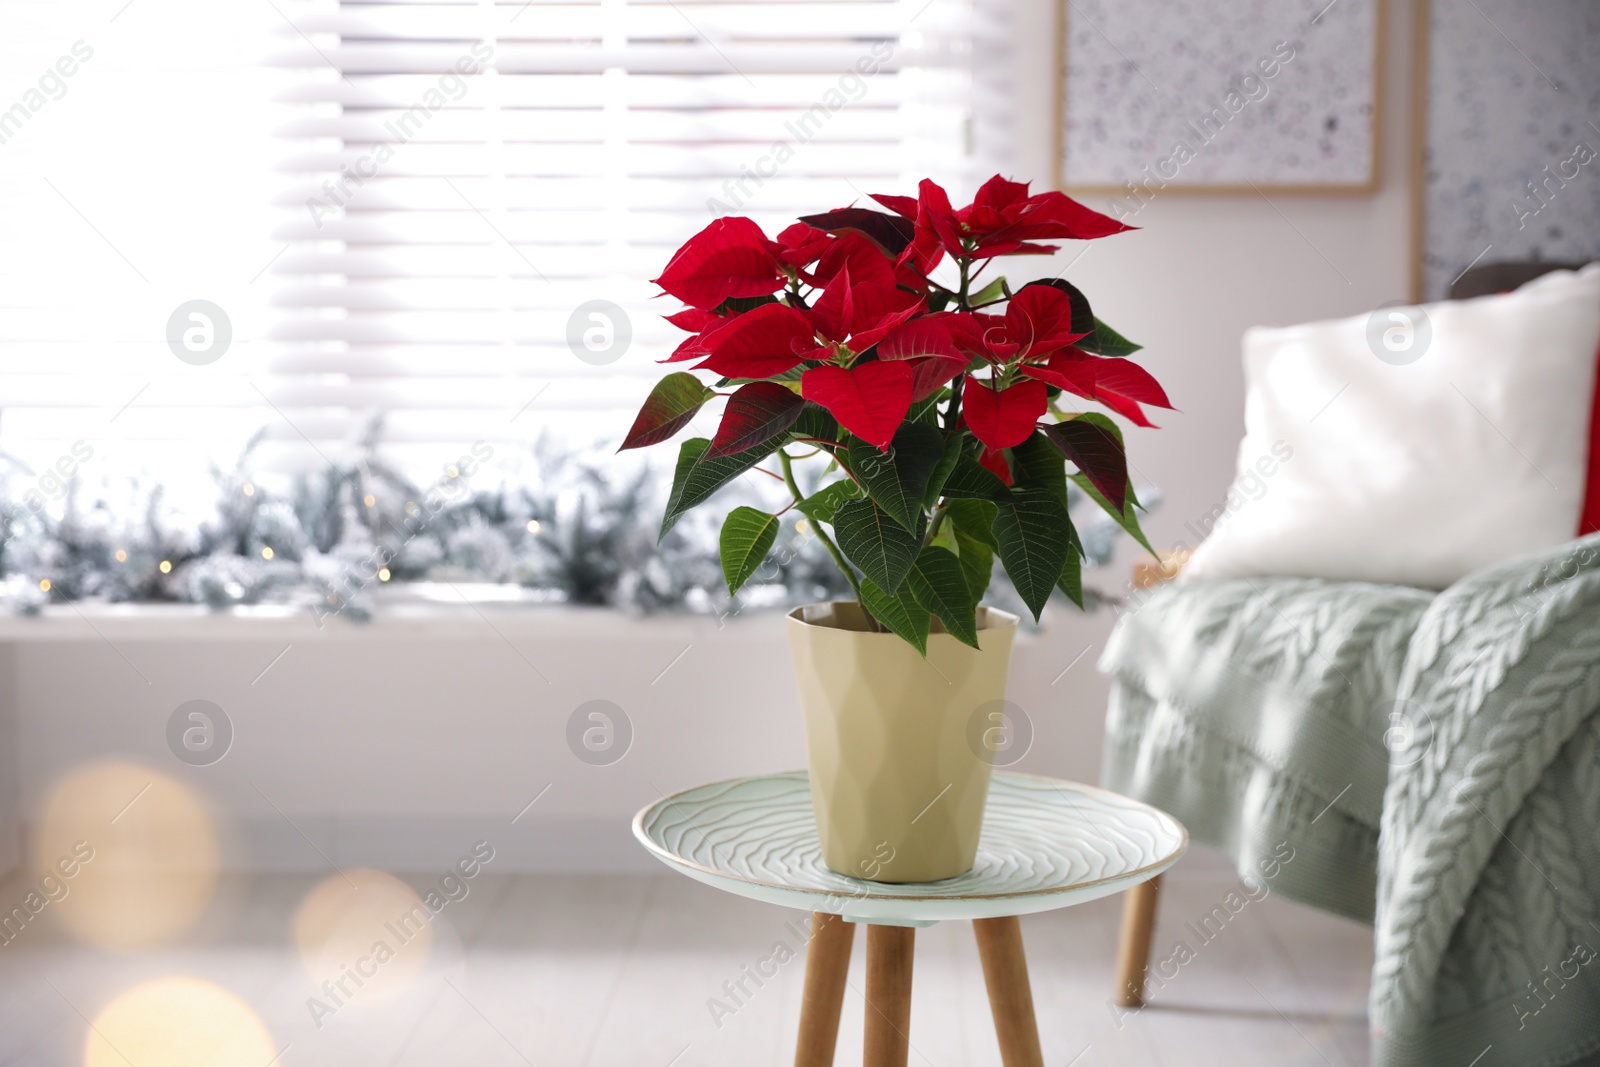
0, 0, 984, 490
264, 0, 978, 472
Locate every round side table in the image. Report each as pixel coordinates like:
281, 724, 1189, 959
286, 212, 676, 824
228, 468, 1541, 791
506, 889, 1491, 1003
633, 770, 1186, 1067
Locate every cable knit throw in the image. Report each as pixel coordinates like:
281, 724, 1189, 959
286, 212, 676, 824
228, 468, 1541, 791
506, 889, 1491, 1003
1100, 533, 1600, 1067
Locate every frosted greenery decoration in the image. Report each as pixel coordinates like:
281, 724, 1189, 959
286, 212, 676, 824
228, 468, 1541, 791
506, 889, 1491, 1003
0, 425, 1147, 620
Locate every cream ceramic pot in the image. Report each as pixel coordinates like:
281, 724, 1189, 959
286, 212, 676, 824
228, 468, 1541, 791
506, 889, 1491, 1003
786, 602, 1019, 884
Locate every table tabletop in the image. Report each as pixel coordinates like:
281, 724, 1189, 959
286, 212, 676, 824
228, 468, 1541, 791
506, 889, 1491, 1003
633, 770, 1186, 925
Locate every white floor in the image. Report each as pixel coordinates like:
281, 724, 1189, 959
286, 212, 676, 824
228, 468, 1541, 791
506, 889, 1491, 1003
0, 862, 1373, 1066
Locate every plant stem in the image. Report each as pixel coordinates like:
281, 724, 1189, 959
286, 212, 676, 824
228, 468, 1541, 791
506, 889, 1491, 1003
944, 373, 965, 438
922, 504, 949, 549
778, 449, 877, 627
777, 447, 807, 505
943, 254, 974, 439
815, 528, 867, 614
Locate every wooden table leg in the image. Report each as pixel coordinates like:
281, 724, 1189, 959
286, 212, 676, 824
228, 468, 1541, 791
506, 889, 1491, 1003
972, 916, 1044, 1067
1113, 874, 1162, 1007
794, 913, 855, 1067
863, 924, 915, 1067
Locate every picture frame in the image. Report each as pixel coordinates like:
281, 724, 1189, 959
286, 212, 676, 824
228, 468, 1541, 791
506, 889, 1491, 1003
1410, 0, 1600, 300
1055, 0, 1384, 196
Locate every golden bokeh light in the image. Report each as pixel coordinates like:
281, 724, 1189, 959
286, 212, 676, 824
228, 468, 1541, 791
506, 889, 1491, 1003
86, 977, 276, 1067
294, 869, 434, 1011
35, 760, 220, 950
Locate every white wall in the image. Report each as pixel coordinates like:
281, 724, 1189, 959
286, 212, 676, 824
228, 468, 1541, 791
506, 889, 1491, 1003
0, 646, 18, 874
0, 0, 1423, 875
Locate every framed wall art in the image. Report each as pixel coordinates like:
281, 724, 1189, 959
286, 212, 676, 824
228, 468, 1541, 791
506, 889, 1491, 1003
1412, 0, 1600, 300
1056, 0, 1383, 196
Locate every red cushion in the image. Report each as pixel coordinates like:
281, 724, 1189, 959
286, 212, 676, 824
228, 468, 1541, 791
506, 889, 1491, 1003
1581, 338, 1600, 536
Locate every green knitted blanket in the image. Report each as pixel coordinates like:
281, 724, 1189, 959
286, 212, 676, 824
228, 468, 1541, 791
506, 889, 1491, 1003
1100, 533, 1600, 1067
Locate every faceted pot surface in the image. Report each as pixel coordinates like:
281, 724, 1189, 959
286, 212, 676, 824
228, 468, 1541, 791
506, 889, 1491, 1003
786, 602, 1019, 883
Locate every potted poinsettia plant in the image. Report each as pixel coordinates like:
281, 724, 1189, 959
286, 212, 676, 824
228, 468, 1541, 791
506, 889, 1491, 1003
622, 176, 1169, 883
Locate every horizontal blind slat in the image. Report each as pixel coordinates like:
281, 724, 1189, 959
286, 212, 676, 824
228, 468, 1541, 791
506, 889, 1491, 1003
273, 73, 920, 106
268, 43, 903, 74
287, 3, 904, 38
276, 107, 905, 141
268, 174, 890, 209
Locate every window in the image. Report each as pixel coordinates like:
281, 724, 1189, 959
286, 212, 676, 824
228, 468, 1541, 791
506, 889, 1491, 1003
0, 0, 281, 502
1, 0, 982, 492
266, 0, 978, 474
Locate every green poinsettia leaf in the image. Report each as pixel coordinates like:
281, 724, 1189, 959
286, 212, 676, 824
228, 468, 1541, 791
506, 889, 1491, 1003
946, 498, 999, 600
938, 454, 1010, 502
955, 532, 994, 603
992, 486, 1072, 621
946, 498, 1000, 551
715, 365, 805, 388
904, 545, 980, 649
909, 394, 944, 425
1068, 472, 1156, 557
860, 577, 931, 656
713, 294, 780, 316
1057, 524, 1085, 609
1078, 316, 1142, 357
790, 401, 840, 444
796, 479, 863, 525
969, 276, 1009, 306
923, 436, 965, 508
719, 506, 779, 596
832, 497, 921, 595
660, 437, 776, 540
619, 372, 716, 451
1008, 432, 1068, 507
847, 423, 944, 534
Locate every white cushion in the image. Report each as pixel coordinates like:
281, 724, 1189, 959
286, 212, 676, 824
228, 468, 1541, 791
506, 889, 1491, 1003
1183, 264, 1600, 589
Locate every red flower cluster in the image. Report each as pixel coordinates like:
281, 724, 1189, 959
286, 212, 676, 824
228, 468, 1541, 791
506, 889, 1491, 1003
637, 176, 1169, 455
621, 175, 1170, 644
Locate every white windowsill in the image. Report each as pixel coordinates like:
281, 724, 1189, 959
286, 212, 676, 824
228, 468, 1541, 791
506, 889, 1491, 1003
0, 584, 780, 642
